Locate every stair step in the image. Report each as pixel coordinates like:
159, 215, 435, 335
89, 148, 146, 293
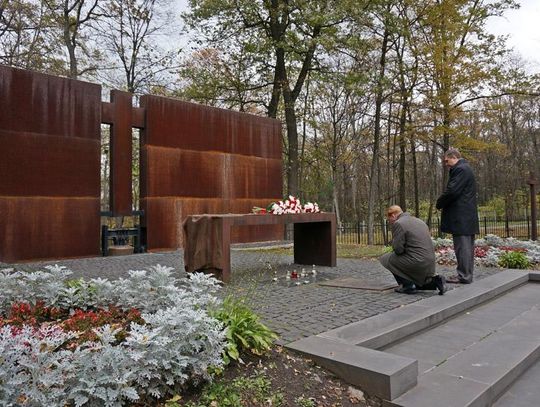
385, 306, 540, 407
288, 335, 417, 400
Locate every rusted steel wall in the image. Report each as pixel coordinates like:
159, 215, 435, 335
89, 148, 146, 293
140, 95, 283, 250
0, 66, 101, 262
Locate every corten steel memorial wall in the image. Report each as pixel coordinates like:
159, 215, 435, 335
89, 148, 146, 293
0, 66, 102, 262
140, 95, 283, 250
0, 66, 283, 262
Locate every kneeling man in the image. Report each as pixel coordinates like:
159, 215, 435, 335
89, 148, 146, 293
379, 205, 446, 295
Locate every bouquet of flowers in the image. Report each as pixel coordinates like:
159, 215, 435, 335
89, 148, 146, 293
302, 201, 320, 213
264, 196, 320, 215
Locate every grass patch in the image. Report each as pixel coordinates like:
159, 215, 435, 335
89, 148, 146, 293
177, 372, 284, 407
337, 244, 390, 259
245, 244, 389, 259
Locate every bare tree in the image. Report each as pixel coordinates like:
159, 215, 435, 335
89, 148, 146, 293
43, 0, 101, 79
96, 0, 177, 93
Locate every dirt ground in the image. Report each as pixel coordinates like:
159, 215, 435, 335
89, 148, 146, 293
181, 346, 383, 407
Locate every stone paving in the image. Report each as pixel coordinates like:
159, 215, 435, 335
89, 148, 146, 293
0, 248, 503, 345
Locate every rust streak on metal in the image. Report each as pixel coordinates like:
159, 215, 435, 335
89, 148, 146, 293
109, 90, 133, 216
133, 107, 145, 128
101, 102, 114, 124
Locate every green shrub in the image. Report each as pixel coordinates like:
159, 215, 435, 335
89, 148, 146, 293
498, 251, 531, 269
211, 296, 277, 364
180, 373, 283, 407
295, 396, 316, 407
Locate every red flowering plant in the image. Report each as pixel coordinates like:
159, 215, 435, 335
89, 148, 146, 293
0, 300, 66, 328
61, 306, 144, 345
0, 300, 144, 347
474, 246, 489, 258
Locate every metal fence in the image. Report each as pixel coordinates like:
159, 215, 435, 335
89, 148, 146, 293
286, 217, 539, 245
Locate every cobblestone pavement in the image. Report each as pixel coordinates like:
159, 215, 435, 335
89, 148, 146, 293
1, 249, 503, 345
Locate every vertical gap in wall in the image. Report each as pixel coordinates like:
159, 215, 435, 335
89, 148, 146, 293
132, 127, 140, 211
101, 124, 111, 212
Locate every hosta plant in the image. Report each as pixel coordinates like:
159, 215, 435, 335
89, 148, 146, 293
498, 251, 531, 269
211, 296, 277, 365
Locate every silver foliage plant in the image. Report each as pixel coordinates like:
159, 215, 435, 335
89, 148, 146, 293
0, 265, 227, 406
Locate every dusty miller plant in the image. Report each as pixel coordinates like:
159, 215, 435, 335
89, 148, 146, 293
0, 265, 227, 406
0, 325, 77, 406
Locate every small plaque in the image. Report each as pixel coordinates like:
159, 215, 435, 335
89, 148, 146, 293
319, 277, 398, 291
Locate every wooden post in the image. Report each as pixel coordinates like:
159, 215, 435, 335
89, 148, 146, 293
527, 173, 538, 241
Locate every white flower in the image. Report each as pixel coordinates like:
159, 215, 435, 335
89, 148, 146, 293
268, 196, 320, 214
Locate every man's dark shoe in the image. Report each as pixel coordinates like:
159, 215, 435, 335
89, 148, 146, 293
394, 284, 417, 294
446, 276, 471, 284
434, 275, 447, 295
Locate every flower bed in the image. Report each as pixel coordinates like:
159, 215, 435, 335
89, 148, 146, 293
0, 265, 226, 406
433, 234, 540, 268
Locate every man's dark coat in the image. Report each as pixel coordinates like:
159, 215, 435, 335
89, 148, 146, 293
436, 159, 479, 235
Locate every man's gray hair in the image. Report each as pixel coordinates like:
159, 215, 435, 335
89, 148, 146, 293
444, 147, 461, 159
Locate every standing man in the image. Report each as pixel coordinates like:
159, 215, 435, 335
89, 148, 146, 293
436, 148, 479, 284
380, 205, 446, 295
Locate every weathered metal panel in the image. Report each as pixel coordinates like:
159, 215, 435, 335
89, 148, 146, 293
140, 197, 181, 251
0, 130, 100, 197
143, 146, 226, 198
109, 90, 133, 215
0, 66, 101, 139
141, 198, 226, 250
0, 66, 101, 262
140, 95, 283, 251
141, 197, 283, 250
0, 197, 100, 262
143, 147, 281, 200
230, 155, 283, 199
229, 198, 284, 243
140, 95, 281, 159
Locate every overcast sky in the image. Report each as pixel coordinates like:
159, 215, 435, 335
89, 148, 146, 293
487, 0, 540, 72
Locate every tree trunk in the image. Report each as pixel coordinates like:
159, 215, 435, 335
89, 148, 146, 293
283, 86, 299, 196
410, 136, 419, 217
367, 27, 389, 244
398, 98, 408, 211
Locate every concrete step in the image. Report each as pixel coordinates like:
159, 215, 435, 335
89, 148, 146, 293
288, 335, 418, 400
385, 305, 540, 407
287, 271, 540, 405
319, 271, 529, 349
493, 359, 540, 407
382, 283, 540, 376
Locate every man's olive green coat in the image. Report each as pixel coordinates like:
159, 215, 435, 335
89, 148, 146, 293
379, 212, 436, 286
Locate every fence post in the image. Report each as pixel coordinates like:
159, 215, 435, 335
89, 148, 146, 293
483, 217, 487, 237
101, 225, 109, 256
357, 221, 361, 244
527, 215, 530, 239
362, 221, 365, 245
505, 216, 510, 238
382, 219, 388, 245
528, 173, 538, 241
